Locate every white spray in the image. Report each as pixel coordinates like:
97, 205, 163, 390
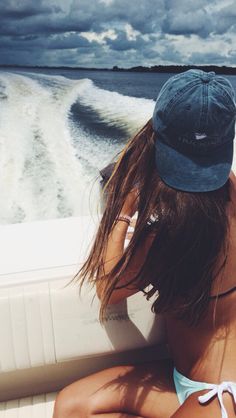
0, 72, 155, 224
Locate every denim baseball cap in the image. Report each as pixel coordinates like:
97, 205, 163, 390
152, 69, 236, 192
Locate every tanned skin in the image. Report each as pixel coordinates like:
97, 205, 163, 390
53, 173, 236, 418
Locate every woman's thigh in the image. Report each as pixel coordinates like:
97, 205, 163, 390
54, 359, 180, 418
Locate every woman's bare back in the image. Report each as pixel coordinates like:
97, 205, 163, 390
166, 214, 236, 384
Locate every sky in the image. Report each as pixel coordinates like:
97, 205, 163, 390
0, 0, 236, 68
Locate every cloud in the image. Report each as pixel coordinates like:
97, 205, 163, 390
0, 0, 60, 19
81, 29, 117, 44
212, 2, 236, 34
0, 0, 235, 67
163, 9, 213, 38
105, 29, 148, 51
0, 0, 165, 37
189, 51, 230, 65
162, 0, 218, 38
47, 33, 98, 49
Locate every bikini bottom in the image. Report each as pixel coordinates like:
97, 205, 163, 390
173, 367, 236, 418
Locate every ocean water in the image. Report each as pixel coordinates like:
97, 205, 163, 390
0, 68, 235, 225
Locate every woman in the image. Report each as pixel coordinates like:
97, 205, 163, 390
53, 70, 236, 418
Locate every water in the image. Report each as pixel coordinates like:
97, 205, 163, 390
0, 67, 235, 225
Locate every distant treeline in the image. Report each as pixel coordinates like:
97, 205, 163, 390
112, 65, 236, 75
1, 63, 236, 75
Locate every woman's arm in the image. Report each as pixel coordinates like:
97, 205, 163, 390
96, 190, 155, 304
96, 189, 137, 303
96, 219, 137, 303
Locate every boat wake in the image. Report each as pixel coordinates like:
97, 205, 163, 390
0, 71, 155, 224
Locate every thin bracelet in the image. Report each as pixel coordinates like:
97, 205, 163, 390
116, 215, 132, 225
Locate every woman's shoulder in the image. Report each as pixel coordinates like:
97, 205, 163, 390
210, 215, 236, 299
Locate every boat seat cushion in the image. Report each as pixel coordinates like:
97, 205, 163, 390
0, 393, 56, 418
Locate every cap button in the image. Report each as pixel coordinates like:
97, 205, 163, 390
201, 71, 215, 83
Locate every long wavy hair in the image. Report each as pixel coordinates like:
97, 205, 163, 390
75, 120, 230, 325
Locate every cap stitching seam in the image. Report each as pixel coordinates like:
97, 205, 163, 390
211, 82, 236, 110
164, 80, 202, 120
198, 83, 208, 133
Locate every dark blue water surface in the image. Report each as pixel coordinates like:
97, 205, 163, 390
0, 66, 235, 224
6, 67, 236, 101
54, 69, 171, 100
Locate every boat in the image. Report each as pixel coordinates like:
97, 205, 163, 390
2, 151, 235, 416
0, 215, 166, 417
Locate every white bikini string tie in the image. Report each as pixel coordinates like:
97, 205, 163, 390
198, 381, 236, 418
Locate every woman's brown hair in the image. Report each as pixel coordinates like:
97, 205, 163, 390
75, 120, 230, 325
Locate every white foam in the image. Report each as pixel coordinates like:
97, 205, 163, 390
74, 78, 155, 135
0, 72, 155, 225
69, 78, 155, 178
0, 72, 100, 224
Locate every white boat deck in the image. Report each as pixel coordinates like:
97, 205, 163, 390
0, 215, 166, 415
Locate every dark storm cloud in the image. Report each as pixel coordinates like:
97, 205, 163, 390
0, 0, 164, 37
106, 30, 148, 52
0, 12, 87, 37
163, 9, 213, 38
163, 0, 212, 37
0, 0, 235, 67
0, 33, 96, 50
0, 0, 60, 19
212, 2, 236, 34
163, 0, 236, 37
99, 0, 165, 34
47, 33, 97, 49
0, 0, 161, 38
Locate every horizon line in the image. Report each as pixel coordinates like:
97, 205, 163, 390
0, 63, 236, 74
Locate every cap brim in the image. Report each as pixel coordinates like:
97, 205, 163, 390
155, 139, 233, 192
